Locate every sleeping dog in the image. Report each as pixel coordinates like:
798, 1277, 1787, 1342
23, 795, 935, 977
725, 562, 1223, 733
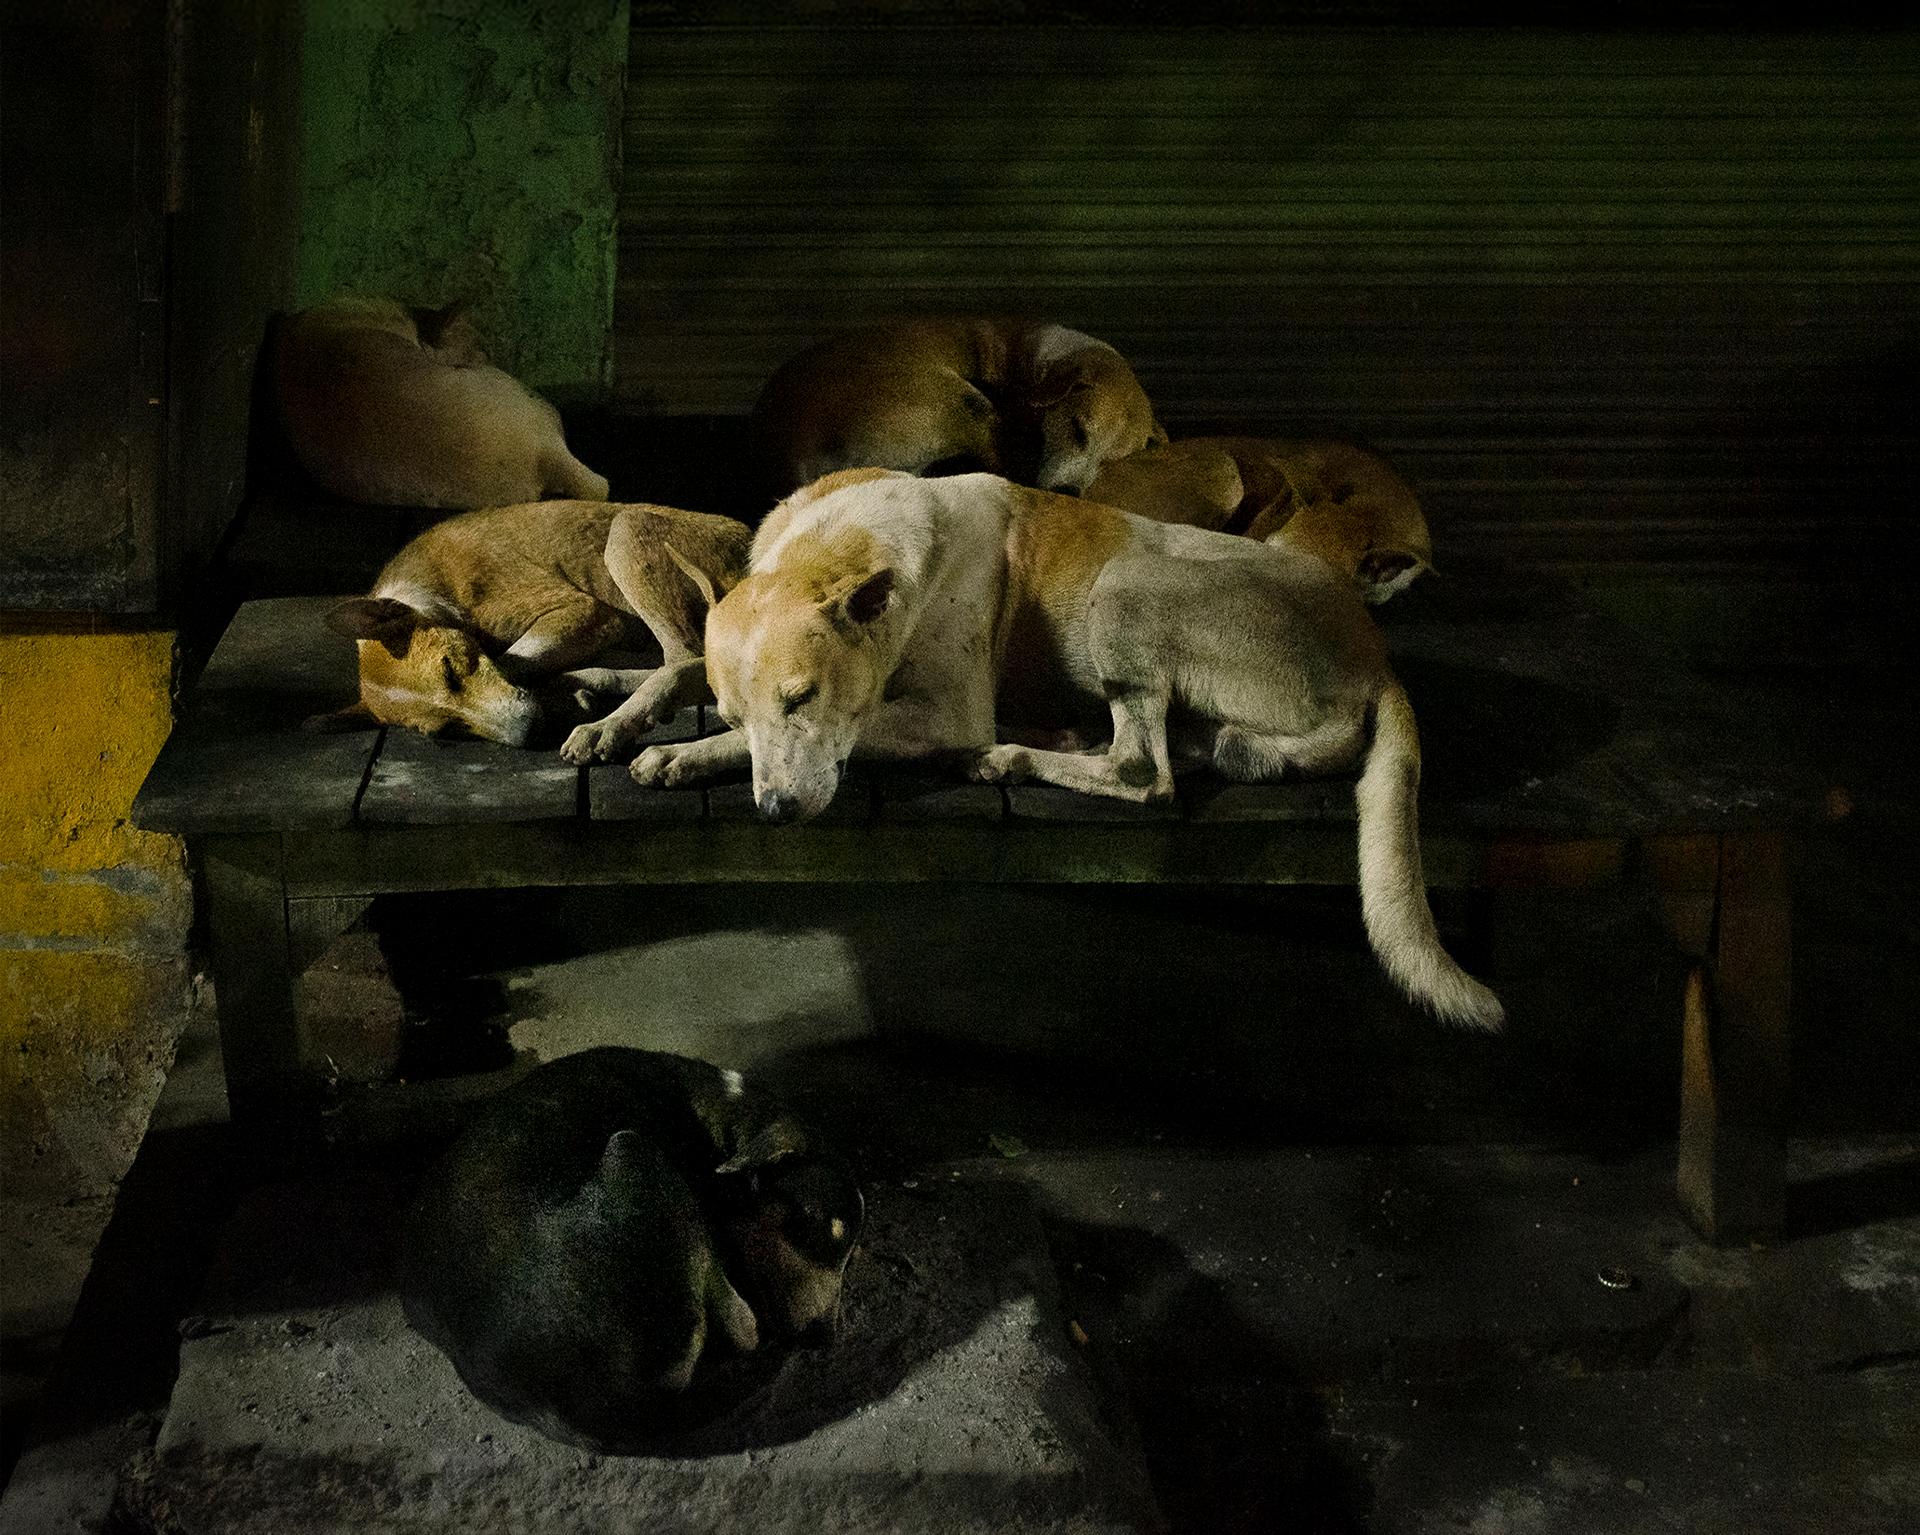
311, 498, 751, 753
640, 469, 1502, 1032
272, 295, 609, 509
402, 1047, 863, 1450
751, 316, 1165, 496
1083, 436, 1434, 604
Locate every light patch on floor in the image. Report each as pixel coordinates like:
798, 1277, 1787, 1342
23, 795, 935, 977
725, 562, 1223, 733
1842, 1224, 1920, 1297
503, 927, 876, 1069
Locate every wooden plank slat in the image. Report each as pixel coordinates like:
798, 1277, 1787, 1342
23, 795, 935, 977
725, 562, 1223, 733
356, 730, 582, 826
278, 821, 1379, 896
1005, 784, 1183, 823
1185, 781, 1351, 824
133, 596, 380, 834
872, 772, 1008, 823
585, 706, 707, 822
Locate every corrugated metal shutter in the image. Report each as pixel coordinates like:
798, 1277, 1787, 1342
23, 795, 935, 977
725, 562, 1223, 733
617, 25, 1919, 585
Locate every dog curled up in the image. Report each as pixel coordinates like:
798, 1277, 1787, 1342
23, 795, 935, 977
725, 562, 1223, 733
1083, 436, 1435, 605
402, 1047, 864, 1451
309, 499, 751, 750
751, 315, 1165, 497
272, 295, 609, 509
642, 469, 1502, 1033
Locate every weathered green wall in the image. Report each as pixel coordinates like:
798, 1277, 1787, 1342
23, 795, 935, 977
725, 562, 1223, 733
297, 0, 630, 401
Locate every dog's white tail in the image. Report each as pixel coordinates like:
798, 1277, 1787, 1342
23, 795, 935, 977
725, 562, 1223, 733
544, 451, 610, 502
1354, 679, 1505, 1031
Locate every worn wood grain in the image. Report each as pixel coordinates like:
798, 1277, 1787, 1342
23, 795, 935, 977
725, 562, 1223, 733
584, 705, 707, 821
873, 772, 1008, 823
357, 730, 581, 826
133, 596, 380, 834
1005, 784, 1184, 823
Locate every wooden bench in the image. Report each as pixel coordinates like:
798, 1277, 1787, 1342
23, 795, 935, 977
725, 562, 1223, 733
133, 571, 1816, 1244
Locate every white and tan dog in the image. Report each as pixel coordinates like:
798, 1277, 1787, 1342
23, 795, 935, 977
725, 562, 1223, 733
751, 316, 1165, 496
313, 499, 750, 753
273, 296, 610, 509
640, 469, 1502, 1032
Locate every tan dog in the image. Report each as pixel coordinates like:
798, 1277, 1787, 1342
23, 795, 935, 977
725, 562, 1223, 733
640, 469, 1501, 1032
1084, 437, 1434, 604
312, 499, 750, 752
751, 316, 1165, 496
272, 296, 610, 509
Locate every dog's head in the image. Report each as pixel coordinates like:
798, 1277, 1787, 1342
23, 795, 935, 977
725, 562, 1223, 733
1029, 351, 1165, 496
697, 529, 898, 826
311, 596, 540, 744
715, 1120, 865, 1340
1241, 444, 1434, 605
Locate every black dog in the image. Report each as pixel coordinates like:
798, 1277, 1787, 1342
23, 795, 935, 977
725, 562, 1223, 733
401, 1047, 863, 1450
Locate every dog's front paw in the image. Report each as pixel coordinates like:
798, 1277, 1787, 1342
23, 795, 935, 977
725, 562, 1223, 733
560, 718, 636, 766
967, 744, 1032, 785
631, 742, 694, 788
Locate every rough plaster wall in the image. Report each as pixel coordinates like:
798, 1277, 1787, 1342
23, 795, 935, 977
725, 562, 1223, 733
0, 631, 192, 1195
296, 0, 629, 402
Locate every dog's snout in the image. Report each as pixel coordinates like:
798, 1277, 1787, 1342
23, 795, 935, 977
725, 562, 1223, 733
758, 789, 802, 825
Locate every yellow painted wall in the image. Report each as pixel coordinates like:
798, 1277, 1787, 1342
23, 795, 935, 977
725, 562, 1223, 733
0, 629, 192, 1192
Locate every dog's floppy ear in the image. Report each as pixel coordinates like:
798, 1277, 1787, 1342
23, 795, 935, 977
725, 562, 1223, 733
824, 567, 893, 628
714, 1119, 811, 1176
327, 597, 420, 658
303, 700, 380, 733
665, 543, 722, 615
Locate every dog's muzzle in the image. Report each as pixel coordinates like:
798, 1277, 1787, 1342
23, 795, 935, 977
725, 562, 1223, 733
757, 789, 803, 826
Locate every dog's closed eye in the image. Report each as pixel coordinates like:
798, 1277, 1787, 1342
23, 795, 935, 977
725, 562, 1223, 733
781, 684, 817, 715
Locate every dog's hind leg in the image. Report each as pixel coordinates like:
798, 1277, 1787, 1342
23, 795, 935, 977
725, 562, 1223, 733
1210, 711, 1367, 782
500, 601, 627, 680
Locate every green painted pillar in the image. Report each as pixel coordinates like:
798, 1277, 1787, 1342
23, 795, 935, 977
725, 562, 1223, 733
297, 0, 630, 403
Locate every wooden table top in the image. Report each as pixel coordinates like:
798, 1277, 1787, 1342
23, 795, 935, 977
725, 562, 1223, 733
132, 583, 1820, 845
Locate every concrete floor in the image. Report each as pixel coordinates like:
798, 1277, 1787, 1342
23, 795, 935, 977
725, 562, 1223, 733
3, 667, 1917, 1530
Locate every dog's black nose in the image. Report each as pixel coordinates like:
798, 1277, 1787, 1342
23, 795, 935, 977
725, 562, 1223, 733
758, 790, 801, 825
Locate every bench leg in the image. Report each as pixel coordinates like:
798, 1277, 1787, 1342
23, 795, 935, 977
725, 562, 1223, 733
202, 835, 310, 1122
1656, 831, 1793, 1244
